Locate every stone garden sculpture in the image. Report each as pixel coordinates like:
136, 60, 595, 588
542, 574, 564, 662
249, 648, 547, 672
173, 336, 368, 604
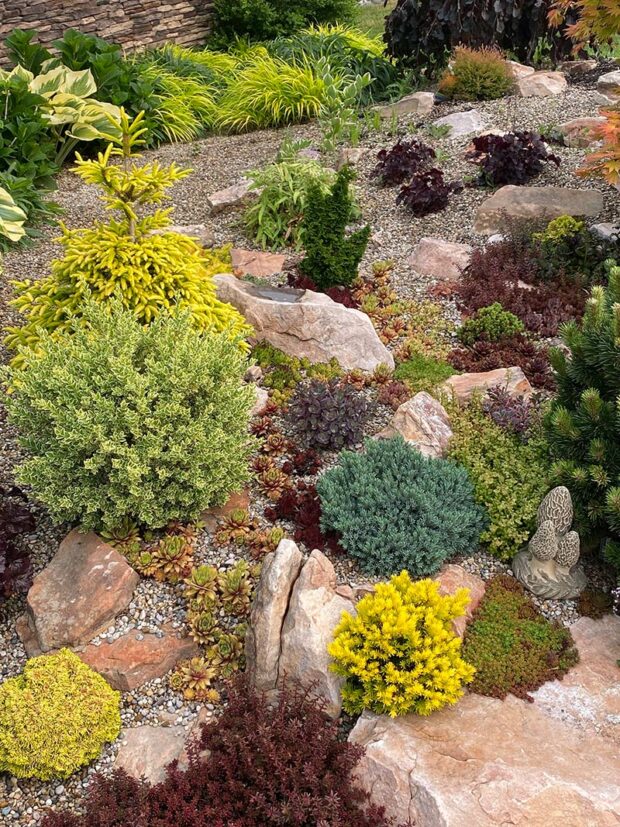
512, 486, 587, 600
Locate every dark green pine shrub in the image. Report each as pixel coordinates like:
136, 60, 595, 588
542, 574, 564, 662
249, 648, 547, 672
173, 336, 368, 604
545, 262, 620, 551
462, 575, 579, 701
299, 166, 370, 291
317, 436, 486, 577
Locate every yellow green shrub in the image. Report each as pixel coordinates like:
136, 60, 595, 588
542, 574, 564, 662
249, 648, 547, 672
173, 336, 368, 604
329, 572, 475, 717
5, 111, 250, 368
0, 649, 121, 780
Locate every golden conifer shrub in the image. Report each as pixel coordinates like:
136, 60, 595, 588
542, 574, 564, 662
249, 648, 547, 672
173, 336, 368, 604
0, 649, 121, 780
5, 111, 250, 368
329, 572, 475, 717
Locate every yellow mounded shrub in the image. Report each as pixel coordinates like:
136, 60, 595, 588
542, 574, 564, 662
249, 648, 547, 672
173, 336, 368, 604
329, 572, 475, 717
5, 223, 245, 367
5, 110, 250, 368
0, 649, 121, 780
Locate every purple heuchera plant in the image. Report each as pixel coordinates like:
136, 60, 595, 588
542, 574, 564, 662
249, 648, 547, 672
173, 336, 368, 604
1, 490, 35, 601
482, 386, 539, 440
396, 168, 463, 216
372, 138, 436, 186
285, 378, 373, 451
466, 131, 560, 187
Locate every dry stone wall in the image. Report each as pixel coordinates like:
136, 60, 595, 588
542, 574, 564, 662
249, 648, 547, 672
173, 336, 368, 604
0, 0, 214, 63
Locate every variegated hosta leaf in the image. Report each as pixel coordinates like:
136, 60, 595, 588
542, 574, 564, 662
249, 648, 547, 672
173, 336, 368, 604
68, 101, 123, 142
0, 186, 27, 242
30, 66, 97, 99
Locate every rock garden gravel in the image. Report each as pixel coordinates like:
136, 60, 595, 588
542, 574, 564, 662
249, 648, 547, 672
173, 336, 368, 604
0, 81, 618, 824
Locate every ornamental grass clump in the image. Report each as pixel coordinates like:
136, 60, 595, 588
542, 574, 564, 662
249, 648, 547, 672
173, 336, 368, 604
0, 649, 120, 780
330, 571, 476, 717
5, 110, 249, 368
317, 436, 486, 577
462, 574, 578, 701
5, 298, 255, 532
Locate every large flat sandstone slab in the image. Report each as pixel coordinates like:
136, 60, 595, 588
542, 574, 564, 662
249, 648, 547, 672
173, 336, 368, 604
474, 186, 604, 234
19, 530, 139, 653
350, 693, 620, 826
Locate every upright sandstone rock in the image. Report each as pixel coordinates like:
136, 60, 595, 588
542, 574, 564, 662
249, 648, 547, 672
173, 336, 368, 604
214, 275, 394, 372
245, 539, 304, 693
278, 550, 355, 718
378, 392, 453, 458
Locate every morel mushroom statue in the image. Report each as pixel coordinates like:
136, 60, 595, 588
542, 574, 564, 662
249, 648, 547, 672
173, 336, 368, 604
512, 486, 587, 600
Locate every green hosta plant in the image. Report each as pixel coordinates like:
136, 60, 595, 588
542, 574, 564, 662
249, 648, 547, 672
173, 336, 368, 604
0, 186, 27, 243
6, 111, 249, 367
4, 298, 256, 532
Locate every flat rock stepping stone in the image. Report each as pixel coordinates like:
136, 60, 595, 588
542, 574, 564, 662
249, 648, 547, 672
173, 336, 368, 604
115, 726, 186, 784
213, 274, 394, 372
350, 692, 620, 826
474, 186, 604, 235
207, 178, 254, 214
557, 117, 606, 148
597, 70, 620, 101
377, 392, 453, 459
442, 367, 532, 404
374, 91, 434, 118
431, 110, 488, 138
408, 237, 472, 281
517, 70, 568, 96
18, 530, 139, 654
231, 248, 287, 278
531, 614, 620, 743
79, 627, 199, 691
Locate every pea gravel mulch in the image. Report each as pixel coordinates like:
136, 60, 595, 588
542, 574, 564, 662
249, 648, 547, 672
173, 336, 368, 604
0, 81, 618, 824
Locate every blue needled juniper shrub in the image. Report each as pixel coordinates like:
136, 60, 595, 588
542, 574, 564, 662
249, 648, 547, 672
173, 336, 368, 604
372, 138, 436, 186
285, 377, 374, 451
317, 436, 486, 577
466, 131, 560, 187
41, 676, 396, 827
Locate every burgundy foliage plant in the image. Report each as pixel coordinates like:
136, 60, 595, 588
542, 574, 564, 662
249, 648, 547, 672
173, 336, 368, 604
372, 138, 436, 186
42, 677, 394, 827
458, 241, 587, 337
482, 386, 540, 441
396, 168, 463, 216
448, 333, 554, 390
1, 490, 35, 602
466, 131, 560, 187
265, 479, 343, 554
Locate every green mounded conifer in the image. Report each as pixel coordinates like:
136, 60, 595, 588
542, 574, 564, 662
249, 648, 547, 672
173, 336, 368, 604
545, 260, 620, 570
299, 165, 370, 291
